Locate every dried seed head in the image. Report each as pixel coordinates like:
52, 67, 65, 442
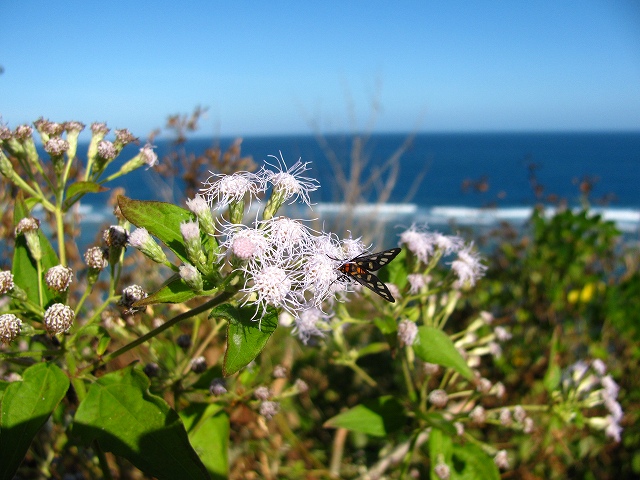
103, 226, 129, 248
0, 271, 15, 295
43, 303, 75, 335
190, 356, 207, 374
0, 314, 22, 344
44, 265, 74, 292
84, 246, 108, 270
119, 285, 147, 314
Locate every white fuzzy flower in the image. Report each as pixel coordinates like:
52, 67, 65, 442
399, 223, 433, 264
398, 319, 418, 347
430, 232, 463, 255
259, 400, 280, 419
494, 450, 509, 470
220, 224, 270, 262
240, 254, 305, 321
200, 171, 260, 208
292, 307, 330, 344
260, 152, 319, 206
450, 243, 487, 287
494, 326, 512, 342
259, 217, 311, 251
407, 273, 428, 294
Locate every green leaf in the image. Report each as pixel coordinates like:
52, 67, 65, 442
428, 428, 500, 480
118, 196, 193, 264
73, 324, 112, 356
357, 342, 390, 358
136, 275, 218, 306
140, 276, 198, 305
0, 363, 69, 480
214, 304, 278, 376
543, 327, 562, 393
413, 326, 474, 381
324, 396, 407, 437
374, 315, 398, 350
64, 181, 108, 209
73, 366, 210, 480
12, 193, 60, 307
179, 403, 229, 480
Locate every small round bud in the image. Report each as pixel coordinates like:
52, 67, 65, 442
44, 137, 69, 156
39, 120, 64, 136
523, 417, 535, 434
97, 140, 117, 161
295, 378, 309, 393
513, 405, 526, 423
64, 121, 85, 134
0, 271, 15, 294
14, 124, 33, 140
43, 303, 75, 335
143, 362, 160, 378
273, 365, 287, 378
190, 356, 207, 374
115, 129, 137, 146
469, 405, 487, 425
398, 319, 418, 347
45, 265, 74, 292
0, 314, 22, 344
15, 217, 40, 236
103, 226, 129, 248
254, 386, 271, 401
84, 246, 108, 270
494, 450, 509, 470
210, 378, 227, 396
428, 389, 449, 408
177, 334, 191, 350
0, 125, 12, 140
434, 461, 450, 480
91, 122, 109, 135
476, 377, 492, 394
423, 362, 441, 375
259, 400, 280, 419
119, 285, 147, 314
499, 408, 512, 426
139, 143, 158, 167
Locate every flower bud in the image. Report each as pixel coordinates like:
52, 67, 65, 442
15, 217, 42, 261
179, 264, 204, 292
128, 228, 169, 264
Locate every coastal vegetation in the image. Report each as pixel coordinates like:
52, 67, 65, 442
0, 114, 636, 479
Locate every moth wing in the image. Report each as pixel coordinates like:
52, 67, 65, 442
349, 270, 396, 303
355, 248, 402, 271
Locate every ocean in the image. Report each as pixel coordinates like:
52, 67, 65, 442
79, 132, 640, 244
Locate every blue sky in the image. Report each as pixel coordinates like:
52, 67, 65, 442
1, 1, 639, 137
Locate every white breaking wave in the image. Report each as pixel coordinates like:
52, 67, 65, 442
74, 201, 640, 233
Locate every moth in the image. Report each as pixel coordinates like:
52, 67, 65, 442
336, 247, 402, 302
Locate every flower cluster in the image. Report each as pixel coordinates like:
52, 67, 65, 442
556, 359, 624, 442
200, 152, 319, 220
399, 223, 486, 288
220, 216, 361, 338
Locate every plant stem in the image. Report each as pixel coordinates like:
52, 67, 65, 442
92, 290, 234, 370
